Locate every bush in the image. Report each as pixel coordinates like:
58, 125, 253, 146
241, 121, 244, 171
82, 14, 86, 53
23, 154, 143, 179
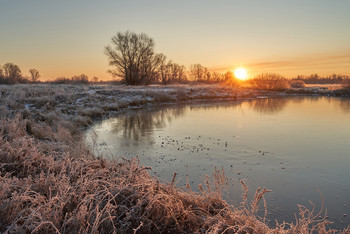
290, 79, 306, 88
250, 73, 290, 90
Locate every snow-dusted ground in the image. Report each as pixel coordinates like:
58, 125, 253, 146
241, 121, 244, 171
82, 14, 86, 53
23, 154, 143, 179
0, 83, 347, 128
0, 84, 267, 126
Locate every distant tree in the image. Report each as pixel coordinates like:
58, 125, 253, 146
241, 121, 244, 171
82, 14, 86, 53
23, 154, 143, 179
3, 63, 22, 82
204, 68, 213, 82
72, 74, 89, 84
223, 71, 240, 87
168, 62, 184, 83
159, 56, 172, 85
92, 77, 99, 83
52, 77, 70, 84
293, 73, 348, 84
163, 62, 187, 83
177, 64, 187, 82
212, 72, 224, 82
343, 78, 350, 90
52, 74, 89, 85
190, 64, 206, 81
29, 68, 40, 82
105, 31, 164, 85
309, 73, 319, 79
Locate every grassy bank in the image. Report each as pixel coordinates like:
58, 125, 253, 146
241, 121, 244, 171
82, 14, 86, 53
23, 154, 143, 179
0, 84, 348, 233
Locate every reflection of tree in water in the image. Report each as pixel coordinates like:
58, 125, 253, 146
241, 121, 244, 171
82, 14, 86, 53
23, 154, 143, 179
112, 106, 187, 140
336, 98, 350, 113
189, 102, 241, 112
248, 98, 290, 114
112, 103, 244, 141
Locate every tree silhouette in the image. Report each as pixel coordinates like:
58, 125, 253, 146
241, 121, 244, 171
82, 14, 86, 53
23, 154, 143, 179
105, 31, 164, 85
29, 69, 40, 82
190, 64, 206, 81
223, 71, 239, 87
3, 63, 22, 82
159, 57, 172, 85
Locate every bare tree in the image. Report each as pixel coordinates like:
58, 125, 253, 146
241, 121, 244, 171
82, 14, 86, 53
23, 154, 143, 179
190, 64, 206, 81
92, 77, 99, 83
212, 72, 224, 82
177, 64, 187, 82
159, 57, 172, 85
223, 71, 240, 87
105, 31, 164, 85
3, 63, 22, 82
165, 62, 187, 83
71, 74, 89, 84
29, 68, 40, 82
204, 68, 211, 82
143, 53, 165, 84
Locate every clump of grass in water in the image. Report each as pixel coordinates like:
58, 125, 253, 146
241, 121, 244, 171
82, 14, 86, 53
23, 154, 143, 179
1, 117, 348, 233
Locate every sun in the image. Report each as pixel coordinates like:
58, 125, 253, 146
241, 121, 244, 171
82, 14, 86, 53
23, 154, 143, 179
234, 68, 248, 80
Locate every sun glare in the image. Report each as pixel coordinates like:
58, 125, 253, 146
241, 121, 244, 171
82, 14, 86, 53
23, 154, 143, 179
234, 68, 248, 80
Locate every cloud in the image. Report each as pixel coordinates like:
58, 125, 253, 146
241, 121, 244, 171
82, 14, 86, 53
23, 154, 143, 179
208, 52, 350, 74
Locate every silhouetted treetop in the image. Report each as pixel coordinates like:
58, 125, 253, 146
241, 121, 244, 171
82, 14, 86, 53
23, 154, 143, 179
3, 63, 22, 81
29, 68, 40, 82
105, 31, 165, 85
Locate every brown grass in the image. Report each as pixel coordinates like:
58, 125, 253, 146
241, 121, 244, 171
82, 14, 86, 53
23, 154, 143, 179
0, 84, 349, 233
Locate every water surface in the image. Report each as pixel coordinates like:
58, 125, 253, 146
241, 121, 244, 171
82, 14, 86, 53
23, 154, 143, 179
86, 97, 350, 228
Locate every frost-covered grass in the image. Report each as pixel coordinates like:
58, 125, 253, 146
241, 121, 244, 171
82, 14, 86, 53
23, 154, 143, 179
0, 84, 261, 126
0, 84, 349, 233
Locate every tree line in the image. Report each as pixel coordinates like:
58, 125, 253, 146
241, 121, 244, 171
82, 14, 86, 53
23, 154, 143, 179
0, 63, 40, 84
290, 73, 350, 89
292, 73, 349, 84
2, 31, 349, 87
105, 31, 238, 85
0, 63, 98, 85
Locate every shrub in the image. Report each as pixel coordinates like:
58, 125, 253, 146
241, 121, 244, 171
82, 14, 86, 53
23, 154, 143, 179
250, 73, 290, 90
290, 79, 306, 88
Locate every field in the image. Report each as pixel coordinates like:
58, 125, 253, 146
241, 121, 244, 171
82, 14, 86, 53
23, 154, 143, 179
0, 84, 349, 233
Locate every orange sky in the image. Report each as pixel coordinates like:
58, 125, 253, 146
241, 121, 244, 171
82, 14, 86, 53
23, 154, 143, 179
1, 1, 350, 81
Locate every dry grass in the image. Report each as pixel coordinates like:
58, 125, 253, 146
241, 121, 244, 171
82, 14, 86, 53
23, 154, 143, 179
0, 84, 349, 233
2, 117, 345, 233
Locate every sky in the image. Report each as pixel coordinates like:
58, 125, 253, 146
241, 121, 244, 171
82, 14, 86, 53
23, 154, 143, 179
1, 0, 350, 80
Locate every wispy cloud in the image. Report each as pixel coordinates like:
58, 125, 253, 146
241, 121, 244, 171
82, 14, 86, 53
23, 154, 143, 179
208, 52, 350, 75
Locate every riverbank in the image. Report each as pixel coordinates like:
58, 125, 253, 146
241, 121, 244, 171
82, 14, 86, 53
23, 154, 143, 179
0, 84, 348, 233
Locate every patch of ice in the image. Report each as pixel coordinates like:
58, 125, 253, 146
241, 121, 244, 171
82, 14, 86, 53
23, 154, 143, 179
25, 104, 34, 110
